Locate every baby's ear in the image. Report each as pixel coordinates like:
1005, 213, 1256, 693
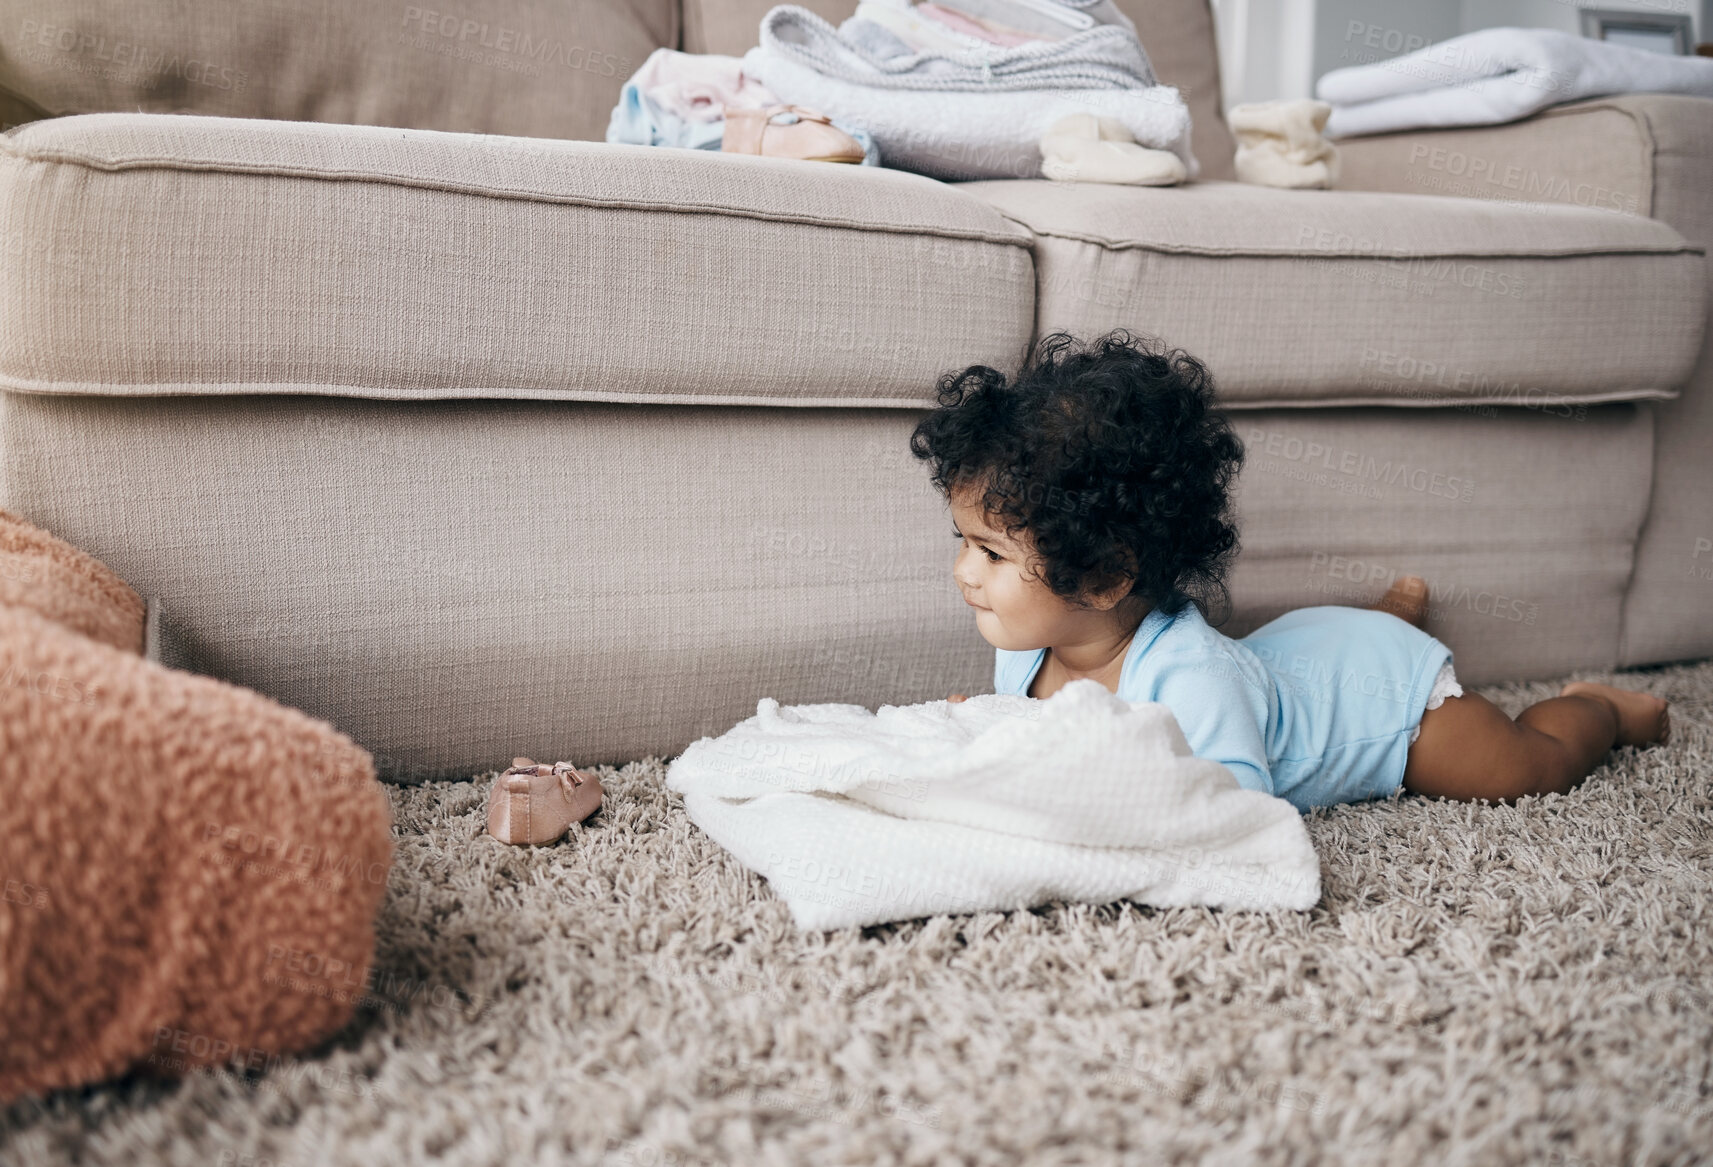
1082, 550, 1140, 611
1082, 571, 1136, 612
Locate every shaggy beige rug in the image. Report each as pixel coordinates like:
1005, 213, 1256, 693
3, 663, 1711, 1167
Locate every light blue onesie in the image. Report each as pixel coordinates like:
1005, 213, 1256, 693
994, 604, 1455, 813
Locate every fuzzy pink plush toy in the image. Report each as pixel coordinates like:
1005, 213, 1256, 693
0, 509, 393, 1103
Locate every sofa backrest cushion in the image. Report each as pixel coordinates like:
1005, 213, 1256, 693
0, 0, 678, 142
682, 0, 1236, 180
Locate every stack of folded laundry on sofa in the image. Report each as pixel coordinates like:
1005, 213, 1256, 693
610, 0, 1196, 184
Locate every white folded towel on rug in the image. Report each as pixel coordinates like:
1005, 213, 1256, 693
667, 680, 1320, 930
1317, 27, 1713, 138
1230, 99, 1339, 189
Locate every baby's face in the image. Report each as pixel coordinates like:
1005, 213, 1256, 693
948, 486, 1088, 652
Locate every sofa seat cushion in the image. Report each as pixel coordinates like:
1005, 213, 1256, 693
958, 179, 1706, 409
0, 113, 1035, 407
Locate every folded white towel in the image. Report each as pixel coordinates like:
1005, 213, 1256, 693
667, 680, 1320, 930
1230, 99, 1339, 189
1316, 27, 1713, 139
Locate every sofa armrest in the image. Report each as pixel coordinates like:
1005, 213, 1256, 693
1338, 94, 1713, 668
1329, 96, 1683, 216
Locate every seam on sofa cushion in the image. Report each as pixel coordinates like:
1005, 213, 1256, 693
1625, 102, 1663, 222
1000, 227, 1701, 259
1215, 387, 1679, 410
0, 142, 1037, 250
0, 377, 974, 408
0, 378, 1679, 410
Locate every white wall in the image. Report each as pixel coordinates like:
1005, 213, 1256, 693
1311, 0, 1462, 89
1215, 0, 1707, 108
1214, 0, 1317, 105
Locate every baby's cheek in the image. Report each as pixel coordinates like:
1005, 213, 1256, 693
1003, 568, 1041, 605
995, 576, 1036, 628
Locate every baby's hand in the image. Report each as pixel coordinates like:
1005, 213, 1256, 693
947, 694, 968, 703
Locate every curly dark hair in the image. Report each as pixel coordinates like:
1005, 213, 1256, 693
910, 329, 1244, 621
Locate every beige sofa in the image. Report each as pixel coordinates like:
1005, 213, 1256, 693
0, 0, 1706, 779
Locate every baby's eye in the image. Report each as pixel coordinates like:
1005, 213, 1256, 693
983, 548, 1003, 563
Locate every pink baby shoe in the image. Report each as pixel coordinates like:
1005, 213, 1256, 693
486, 757, 603, 845
721, 104, 865, 163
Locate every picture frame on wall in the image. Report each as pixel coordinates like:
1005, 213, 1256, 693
1577, 8, 1694, 54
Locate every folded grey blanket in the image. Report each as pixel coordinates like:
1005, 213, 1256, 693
743, 2, 1196, 181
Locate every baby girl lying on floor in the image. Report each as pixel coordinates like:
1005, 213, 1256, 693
918, 330, 1669, 811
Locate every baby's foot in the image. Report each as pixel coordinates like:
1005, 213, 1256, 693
1371, 575, 1429, 628
1560, 682, 1671, 747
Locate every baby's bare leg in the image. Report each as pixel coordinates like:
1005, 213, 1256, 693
1403, 683, 1668, 801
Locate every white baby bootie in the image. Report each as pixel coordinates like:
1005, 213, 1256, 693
1040, 113, 1186, 186
1230, 99, 1340, 189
